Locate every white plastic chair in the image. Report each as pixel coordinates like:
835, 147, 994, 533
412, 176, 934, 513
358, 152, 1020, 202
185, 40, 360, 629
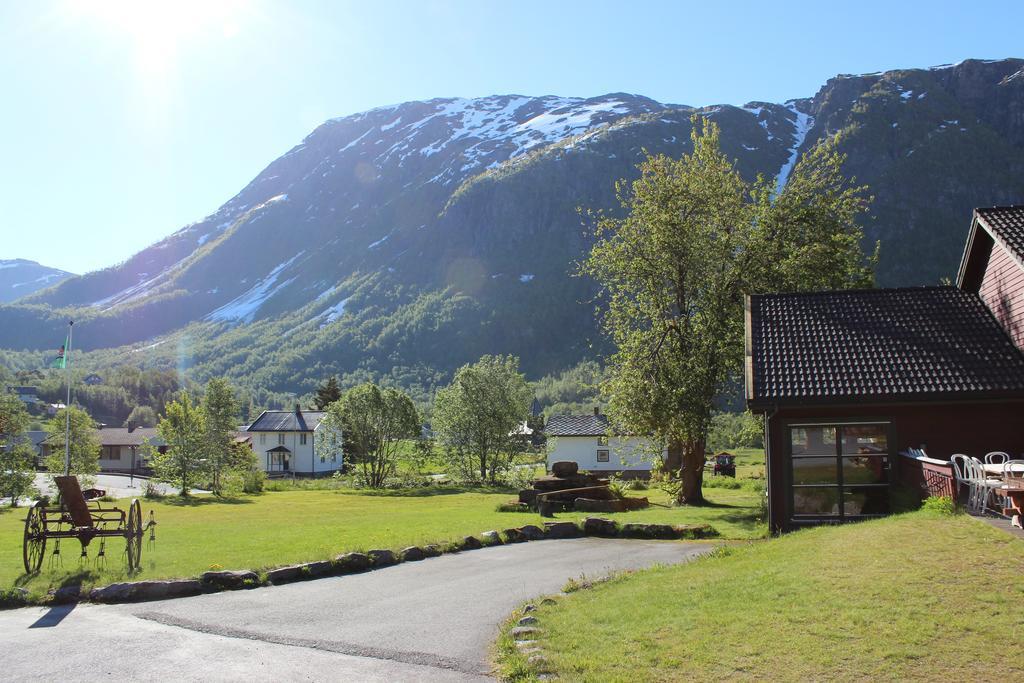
949, 454, 973, 509
984, 451, 1010, 466
970, 456, 1002, 514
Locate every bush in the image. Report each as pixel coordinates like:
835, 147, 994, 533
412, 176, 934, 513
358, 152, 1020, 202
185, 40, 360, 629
242, 468, 265, 494
921, 495, 957, 515
143, 481, 164, 499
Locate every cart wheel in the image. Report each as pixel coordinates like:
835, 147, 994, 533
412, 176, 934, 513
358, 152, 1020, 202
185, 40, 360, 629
23, 503, 46, 574
125, 499, 142, 571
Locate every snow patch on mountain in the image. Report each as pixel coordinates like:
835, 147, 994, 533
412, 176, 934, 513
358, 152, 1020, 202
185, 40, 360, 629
205, 252, 305, 323
774, 103, 814, 194
319, 296, 352, 327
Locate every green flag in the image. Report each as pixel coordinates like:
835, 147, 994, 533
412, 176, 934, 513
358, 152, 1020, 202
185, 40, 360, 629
50, 337, 69, 369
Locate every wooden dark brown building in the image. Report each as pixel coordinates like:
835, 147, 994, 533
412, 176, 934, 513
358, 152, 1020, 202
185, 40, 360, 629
746, 207, 1024, 533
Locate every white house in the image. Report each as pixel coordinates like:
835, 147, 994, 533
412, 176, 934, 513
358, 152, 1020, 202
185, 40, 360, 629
545, 409, 661, 477
246, 405, 342, 476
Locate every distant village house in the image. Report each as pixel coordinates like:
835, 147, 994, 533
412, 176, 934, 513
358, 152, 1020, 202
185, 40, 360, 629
246, 405, 343, 476
545, 408, 659, 478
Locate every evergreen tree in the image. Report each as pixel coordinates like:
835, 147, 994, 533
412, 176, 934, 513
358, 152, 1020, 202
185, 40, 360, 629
314, 376, 342, 409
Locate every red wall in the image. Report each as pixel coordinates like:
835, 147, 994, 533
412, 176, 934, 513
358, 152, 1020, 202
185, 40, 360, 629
765, 400, 1024, 532
979, 242, 1024, 351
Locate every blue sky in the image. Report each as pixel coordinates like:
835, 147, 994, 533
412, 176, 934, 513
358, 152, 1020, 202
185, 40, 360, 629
3, 0, 1023, 274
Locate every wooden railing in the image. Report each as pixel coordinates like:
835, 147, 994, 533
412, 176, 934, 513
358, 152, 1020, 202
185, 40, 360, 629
898, 450, 958, 500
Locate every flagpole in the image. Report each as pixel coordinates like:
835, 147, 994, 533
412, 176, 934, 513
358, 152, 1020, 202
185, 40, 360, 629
64, 320, 74, 477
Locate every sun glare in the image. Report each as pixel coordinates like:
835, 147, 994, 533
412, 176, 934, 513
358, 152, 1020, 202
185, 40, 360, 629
66, 0, 248, 75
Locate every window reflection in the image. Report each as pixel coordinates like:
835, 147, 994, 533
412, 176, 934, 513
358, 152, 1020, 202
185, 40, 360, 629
790, 426, 837, 456
841, 425, 888, 455
842, 456, 888, 485
792, 457, 837, 485
792, 487, 840, 516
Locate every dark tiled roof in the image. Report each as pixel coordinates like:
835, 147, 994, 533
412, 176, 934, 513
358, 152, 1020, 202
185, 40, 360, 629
546, 414, 610, 436
248, 410, 325, 432
42, 427, 165, 447
976, 206, 1024, 266
746, 287, 1024, 407
95, 427, 163, 447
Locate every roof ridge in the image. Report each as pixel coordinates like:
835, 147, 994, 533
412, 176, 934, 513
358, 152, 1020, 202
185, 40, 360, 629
749, 285, 956, 299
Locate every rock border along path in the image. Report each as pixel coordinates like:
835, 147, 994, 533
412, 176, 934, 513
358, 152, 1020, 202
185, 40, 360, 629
30, 517, 717, 606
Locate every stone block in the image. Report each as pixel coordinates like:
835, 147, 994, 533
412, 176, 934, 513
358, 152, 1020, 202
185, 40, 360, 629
400, 546, 426, 562
335, 552, 372, 573
200, 570, 259, 590
367, 549, 397, 567
543, 521, 581, 539
519, 524, 545, 540
582, 517, 618, 536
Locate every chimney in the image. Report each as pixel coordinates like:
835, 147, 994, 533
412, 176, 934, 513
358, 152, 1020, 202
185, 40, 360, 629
295, 403, 302, 415
127, 420, 135, 433
593, 406, 600, 416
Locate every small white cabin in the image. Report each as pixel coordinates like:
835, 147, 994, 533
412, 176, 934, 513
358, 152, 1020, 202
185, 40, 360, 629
545, 409, 660, 477
246, 405, 342, 476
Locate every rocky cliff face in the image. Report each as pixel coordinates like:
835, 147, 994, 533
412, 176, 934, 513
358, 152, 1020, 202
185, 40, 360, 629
4, 59, 1024, 393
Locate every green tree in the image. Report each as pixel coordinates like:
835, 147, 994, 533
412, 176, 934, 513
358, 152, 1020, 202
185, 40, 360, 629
44, 405, 100, 487
320, 383, 419, 487
151, 393, 207, 496
200, 378, 240, 495
583, 117, 874, 504
314, 376, 342, 409
124, 405, 158, 428
432, 355, 532, 482
0, 392, 37, 506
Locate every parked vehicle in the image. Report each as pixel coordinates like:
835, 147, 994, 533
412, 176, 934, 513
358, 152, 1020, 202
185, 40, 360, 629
712, 452, 736, 477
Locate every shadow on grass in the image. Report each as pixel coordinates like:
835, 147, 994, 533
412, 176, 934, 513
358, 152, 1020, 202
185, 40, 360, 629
158, 495, 253, 507
351, 486, 517, 498
14, 567, 101, 588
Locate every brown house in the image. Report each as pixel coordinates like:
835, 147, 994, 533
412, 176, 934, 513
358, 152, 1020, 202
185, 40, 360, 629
746, 207, 1024, 533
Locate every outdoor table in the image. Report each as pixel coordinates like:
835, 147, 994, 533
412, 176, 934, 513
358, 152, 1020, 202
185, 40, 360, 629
982, 462, 1024, 476
997, 484, 1024, 529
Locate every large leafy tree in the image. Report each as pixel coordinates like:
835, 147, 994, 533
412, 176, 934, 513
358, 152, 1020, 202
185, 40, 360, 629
0, 392, 37, 506
320, 382, 419, 487
200, 377, 240, 495
433, 355, 533, 482
583, 116, 874, 504
152, 393, 207, 496
45, 405, 100, 487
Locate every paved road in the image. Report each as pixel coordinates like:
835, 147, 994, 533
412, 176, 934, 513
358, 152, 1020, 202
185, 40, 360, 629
0, 538, 710, 681
30, 473, 208, 500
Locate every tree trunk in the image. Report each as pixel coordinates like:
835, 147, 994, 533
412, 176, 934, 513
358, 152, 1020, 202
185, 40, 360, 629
676, 437, 706, 505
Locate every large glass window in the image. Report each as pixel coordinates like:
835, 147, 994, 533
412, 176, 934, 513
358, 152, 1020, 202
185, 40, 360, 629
789, 422, 890, 522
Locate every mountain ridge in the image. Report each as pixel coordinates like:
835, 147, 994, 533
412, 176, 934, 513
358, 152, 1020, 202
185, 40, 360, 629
0, 259, 75, 303
3, 57, 1023, 400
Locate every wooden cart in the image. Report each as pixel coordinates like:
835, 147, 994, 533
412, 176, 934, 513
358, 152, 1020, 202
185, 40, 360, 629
22, 475, 148, 573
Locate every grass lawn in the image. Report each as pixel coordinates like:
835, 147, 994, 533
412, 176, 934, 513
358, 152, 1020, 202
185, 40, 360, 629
0, 483, 763, 599
498, 510, 1024, 681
